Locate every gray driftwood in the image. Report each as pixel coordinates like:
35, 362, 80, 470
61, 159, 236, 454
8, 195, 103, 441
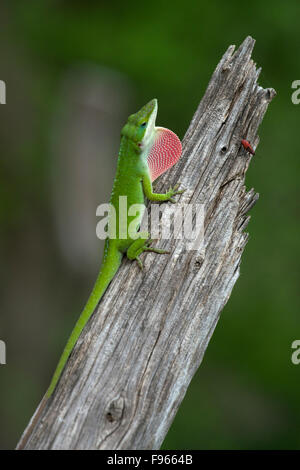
17, 36, 275, 450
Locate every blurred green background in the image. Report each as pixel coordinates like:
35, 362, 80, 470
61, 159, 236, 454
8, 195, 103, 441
0, 0, 299, 450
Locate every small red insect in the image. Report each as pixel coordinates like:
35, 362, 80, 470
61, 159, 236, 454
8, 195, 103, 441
241, 139, 255, 155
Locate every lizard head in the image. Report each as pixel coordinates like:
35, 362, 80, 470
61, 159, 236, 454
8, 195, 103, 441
121, 98, 158, 149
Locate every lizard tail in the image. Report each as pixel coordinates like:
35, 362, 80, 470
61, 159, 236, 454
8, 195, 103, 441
46, 243, 122, 397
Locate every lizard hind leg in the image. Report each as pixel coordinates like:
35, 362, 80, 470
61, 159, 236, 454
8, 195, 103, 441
126, 234, 169, 270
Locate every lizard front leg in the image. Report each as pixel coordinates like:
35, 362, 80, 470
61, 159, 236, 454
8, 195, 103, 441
142, 172, 184, 203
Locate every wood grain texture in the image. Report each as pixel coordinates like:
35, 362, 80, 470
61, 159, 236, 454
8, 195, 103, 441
17, 36, 275, 450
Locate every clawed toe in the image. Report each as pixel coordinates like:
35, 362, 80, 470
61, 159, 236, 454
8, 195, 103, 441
136, 257, 144, 270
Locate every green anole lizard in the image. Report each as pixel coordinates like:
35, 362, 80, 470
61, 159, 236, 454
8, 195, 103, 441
46, 98, 183, 398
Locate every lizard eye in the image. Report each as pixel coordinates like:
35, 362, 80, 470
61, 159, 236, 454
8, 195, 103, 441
140, 122, 147, 128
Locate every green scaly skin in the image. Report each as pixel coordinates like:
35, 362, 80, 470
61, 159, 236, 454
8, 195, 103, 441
46, 99, 182, 397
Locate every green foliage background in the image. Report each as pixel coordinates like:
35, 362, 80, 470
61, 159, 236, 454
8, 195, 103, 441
0, 0, 299, 449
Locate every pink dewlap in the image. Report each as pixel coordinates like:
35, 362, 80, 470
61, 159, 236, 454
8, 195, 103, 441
147, 127, 182, 182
